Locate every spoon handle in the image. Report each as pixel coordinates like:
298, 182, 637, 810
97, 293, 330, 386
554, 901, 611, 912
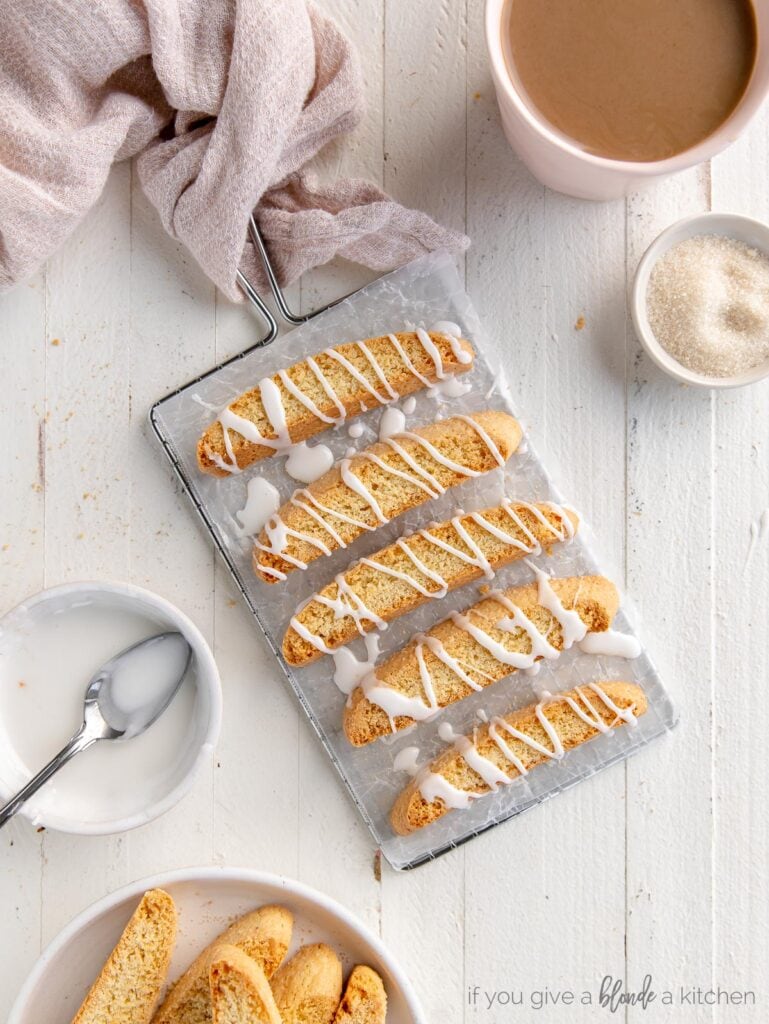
0, 729, 95, 830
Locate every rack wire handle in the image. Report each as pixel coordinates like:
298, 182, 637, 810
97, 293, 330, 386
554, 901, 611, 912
238, 215, 359, 342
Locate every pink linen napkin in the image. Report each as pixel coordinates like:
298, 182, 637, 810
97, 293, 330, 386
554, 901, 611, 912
0, 0, 468, 300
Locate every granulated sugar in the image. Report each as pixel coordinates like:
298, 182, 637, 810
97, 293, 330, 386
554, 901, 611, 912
646, 234, 769, 377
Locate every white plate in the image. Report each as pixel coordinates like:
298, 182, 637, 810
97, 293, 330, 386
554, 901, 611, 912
8, 866, 425, 1024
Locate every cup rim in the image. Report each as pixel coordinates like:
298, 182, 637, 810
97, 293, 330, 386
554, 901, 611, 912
0, 580, 222, 835
630, 212, 769, 389
484, 0, 767, 175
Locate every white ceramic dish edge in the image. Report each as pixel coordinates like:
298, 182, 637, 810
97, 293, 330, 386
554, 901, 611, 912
7, 866, 426, 1024
0, 580, 222, 835
631, 211, 769, 389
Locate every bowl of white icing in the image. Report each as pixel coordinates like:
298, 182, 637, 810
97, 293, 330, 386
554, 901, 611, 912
0, 582, 221, 835
631, 212, 769, 388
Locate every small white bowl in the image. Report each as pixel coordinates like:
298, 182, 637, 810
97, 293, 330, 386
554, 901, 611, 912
8, 867, 426, 1024
631, 212, 769, 388
0, 581, 221, 835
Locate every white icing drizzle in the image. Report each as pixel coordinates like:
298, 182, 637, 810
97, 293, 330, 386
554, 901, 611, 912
256, 419, 515, 574
455, 733, 512, 788
403, 396, 417, 414
398, 431, 485, 476
348, 422, 365, 438
332, 634, 381, 695
288, 612, 332, 654
340, 458, 388, 524
417, 684, 639, 809
359, 447, 441, 500
455, 415, 506, 467
387, 334, 432, 387
278, 368, 336, 424
254, 510, 333, 577
314, 574, 387, 636
323, 347, 389, 405
361, 575, 579, 725
415, 327, 447, 379
294, 501, 573, 659
578, 629, 642, 659
357, 341, 400, 400
293, 488, 374, 532
307, 356, 347, 421
379, 438, 444, 496
526, 560, 586, 648
258, 378, 292, 448
211, 329, 472, 473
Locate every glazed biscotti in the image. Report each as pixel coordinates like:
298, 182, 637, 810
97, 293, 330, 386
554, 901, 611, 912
390, 681, 647, 834
344, 574, 619, 745
333, 966, 387, 1024
152, 905, 292, 1024
283, 500, 578, 666
72, 888, 177, 1024
209, 945, 282, 1024
254, 411, 522, 582
198, 329, 474, 476
271, 943, 343, 1024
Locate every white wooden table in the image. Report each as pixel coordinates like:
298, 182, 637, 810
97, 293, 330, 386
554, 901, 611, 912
2, 2, 768, 1020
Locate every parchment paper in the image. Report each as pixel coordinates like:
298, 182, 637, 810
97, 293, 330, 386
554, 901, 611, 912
151, 251, 676, 870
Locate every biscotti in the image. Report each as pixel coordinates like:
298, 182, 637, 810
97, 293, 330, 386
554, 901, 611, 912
283, 500, 579, 666
209, 945, 282, 1024
333, 966, 387, 1024
270, 943, 343, 1024
197, 329, 475, 476
390, 681, 647, 834
254, 411, 522, 582
344, 574, 619, 745
72, 888, 177, 1024
152, 905, 292, 1024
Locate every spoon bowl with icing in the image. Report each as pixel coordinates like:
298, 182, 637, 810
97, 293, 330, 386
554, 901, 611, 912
0, 582, 221, 835
0, 632, 192, 830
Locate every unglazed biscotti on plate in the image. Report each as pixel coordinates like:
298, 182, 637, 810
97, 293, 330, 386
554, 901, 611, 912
209, 945, 282, 1024
390, 681, 647, 835
282, 500, 579, 666
197, 329, 475, 476
343, 574, 619, 746
152, 905, 292, 1024
72, 888, 177, 1024
254, 411, 522, 582
333, 966, 388, 1024
270, 943, 343, 1024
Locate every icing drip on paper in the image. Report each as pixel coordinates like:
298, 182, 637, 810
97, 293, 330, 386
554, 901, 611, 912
332, 634, 381, 695
393, 746, 421, 776
284, 442, 334, 483
235, 477, 281, 536
379, 406, 406, 440
578, 630, 642, 659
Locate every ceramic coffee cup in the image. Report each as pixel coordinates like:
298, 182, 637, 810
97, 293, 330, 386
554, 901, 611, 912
485, 0, 769, 201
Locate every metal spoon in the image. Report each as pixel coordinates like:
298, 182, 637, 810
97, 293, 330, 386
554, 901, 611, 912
0, 631, 192, 830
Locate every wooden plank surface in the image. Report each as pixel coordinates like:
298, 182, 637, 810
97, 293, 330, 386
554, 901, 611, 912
1, 2, 768, 1021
